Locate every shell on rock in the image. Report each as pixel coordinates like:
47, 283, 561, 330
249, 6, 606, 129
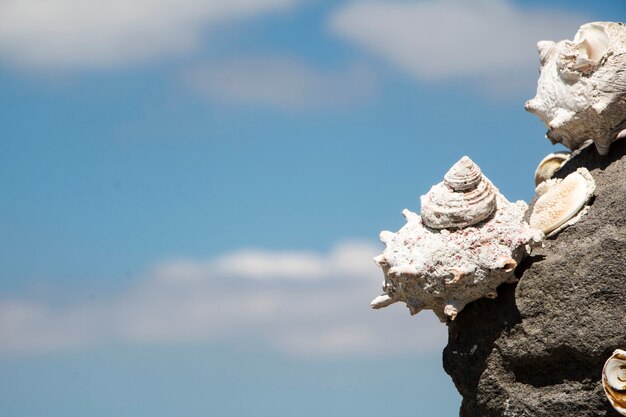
602, 349, 626, 415
525, 22, 626, 155
529, 168, 595, 237
420, 156, 497, 229
372, 156, 543, 322
534, 152, 571, 186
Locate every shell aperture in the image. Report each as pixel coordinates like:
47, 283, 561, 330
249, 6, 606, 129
603, 349, 626, 415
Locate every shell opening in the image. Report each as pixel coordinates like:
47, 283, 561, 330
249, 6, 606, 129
501, 258, 517, 273
557, 23, 610, 75
445, 268, 466, 285
605, 357, 626, 390
534, 152, 571, 186
602, 349, 626, 415
574, 24, 609, 63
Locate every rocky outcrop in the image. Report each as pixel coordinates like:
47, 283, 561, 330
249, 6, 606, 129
443, 138, 626, 417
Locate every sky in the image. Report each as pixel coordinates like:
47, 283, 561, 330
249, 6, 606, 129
0, 1, 624, 416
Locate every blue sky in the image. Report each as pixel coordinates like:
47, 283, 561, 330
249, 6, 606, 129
0, 1, 624, 416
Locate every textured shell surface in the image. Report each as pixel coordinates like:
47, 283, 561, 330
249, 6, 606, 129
603, 349, 626, 415
534, 152, 571, 186
525, 22, 626, 155
529, 168, 595, 236
420, 156, 497, 229
372, 156, 543, 322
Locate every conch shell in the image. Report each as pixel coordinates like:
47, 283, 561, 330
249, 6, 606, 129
602, 349, 626, 415
526, 22, 626, 155
529, 168, 595, 237
372, 156, 543, 322
420, 156, 496, 229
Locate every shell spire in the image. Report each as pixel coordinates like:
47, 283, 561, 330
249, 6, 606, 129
420, 156, 497, 229
444, 156, 483, 191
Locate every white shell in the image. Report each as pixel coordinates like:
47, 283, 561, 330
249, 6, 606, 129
534, 152, 571, 186
603, 349, 626, 415
529, 168, 596, 236
372, 156, 543, 322
526, 22, 626, 155
420, 156, 496, 229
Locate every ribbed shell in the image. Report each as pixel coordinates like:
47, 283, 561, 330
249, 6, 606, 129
420, 156, 497, 229
444, 156, 483, 191
603, 349, 626, 415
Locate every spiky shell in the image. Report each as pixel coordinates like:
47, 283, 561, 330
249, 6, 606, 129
526, 22, 626, 155
529, 168, 596, 236
420, 156, 496, 229
372, 157, 543, 322
602, 349, 626, 415
534, 152, 571, 186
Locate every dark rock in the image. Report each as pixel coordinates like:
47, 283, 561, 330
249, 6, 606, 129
443, 138, 626, 417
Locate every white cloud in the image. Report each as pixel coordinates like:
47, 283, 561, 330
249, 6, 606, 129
0, 0, 296, 70
329, 0, 587, 84
183, 57, 377, 110
0, 241, 447, 358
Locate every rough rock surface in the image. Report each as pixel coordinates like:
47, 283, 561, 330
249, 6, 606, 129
443, 138, 626, 417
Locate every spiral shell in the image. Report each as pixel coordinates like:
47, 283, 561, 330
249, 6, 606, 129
420, 156, 497, 229
526, 22, 626, 155
372, 156, 543, 322
602, 349, 626, 415
529, 168, 595, 236
534, 152, 571, 186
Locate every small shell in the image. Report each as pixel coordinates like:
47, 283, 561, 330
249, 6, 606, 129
420, 156, 496, 229
534, 152, 571, 186
602, 349, 626, 415
529, 168, 595, 235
